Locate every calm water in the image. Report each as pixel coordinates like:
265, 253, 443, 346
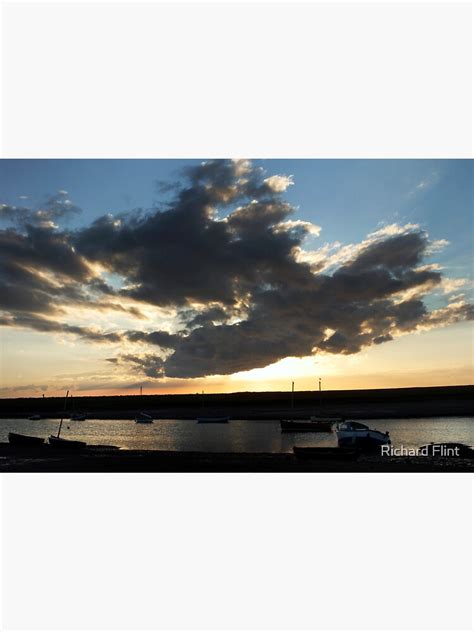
1, 417, 473, 452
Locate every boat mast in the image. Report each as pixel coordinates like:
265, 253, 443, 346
57, 390, 69, 438
291, 381, 295, 409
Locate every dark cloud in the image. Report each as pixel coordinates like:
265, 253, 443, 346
0, 216, 146, 320
0, 224, 91, 281
72, 161, 306, 308
0, 222, 93, 319
125, 329, 179, 348
109, 353, 165, 378
1, 160, 471, 381
185, 305, 232, 328
373, 334, 394, 345
0, 190, 82, 228
0, 313, 123, 343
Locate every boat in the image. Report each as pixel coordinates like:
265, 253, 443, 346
68, 395, 86, 420
336, 420, 390, 449
196, 416, 229, 423
418, 442, 474, 458
48, 435, 87, 450
28, 414, 41, 420
135, 411, 153, 423
280, 419, 336, 432
48, 390, 87, 449
8, 432, 45, 447
71, 413, 86, 421
293, 446, 359, 460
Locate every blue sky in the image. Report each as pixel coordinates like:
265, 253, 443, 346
1, 159, 471, 273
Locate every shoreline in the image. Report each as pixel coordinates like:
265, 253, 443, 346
1, 386, 472, 421
1, 410, 472, 421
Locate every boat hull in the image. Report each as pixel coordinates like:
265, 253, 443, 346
336, 429, 390, 449
135, 412, 153, 423
48, 435, 87, 450
8, 432, 45, 447
281, 420, 333, 432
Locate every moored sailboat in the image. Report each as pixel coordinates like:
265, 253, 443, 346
69, 394, 86, 420
135, 411, 153, 423
48, 390, 87, 450
71, 413, 87, 421
280, 418, 339, 433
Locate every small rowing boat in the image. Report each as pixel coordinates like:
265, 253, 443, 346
8, 432, 45, 447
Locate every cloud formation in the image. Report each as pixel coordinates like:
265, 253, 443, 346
1, 160, 472, 382
0, 190, 82, 228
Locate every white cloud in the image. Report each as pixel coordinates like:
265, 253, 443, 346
263, 174, 294, 193
426, 238, 449, 254
276, 219, 321, 236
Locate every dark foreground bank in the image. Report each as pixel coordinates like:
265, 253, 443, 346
0, 444, 472, 473
1, 385, 473, 420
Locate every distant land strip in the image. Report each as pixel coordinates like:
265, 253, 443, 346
1, 385, 473, 420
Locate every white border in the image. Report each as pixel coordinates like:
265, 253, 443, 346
1, 473, 472, 631
1, 1, 472, 157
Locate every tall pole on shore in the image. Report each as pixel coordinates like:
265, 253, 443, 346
319, 378, 322, 409
291, 381, 295, 409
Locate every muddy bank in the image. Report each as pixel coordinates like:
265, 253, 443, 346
0, 444, 472, 473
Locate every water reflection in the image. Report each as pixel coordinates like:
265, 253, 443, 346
0, 417, 472, 452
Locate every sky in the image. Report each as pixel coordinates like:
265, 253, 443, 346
0, 159, 472, 398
